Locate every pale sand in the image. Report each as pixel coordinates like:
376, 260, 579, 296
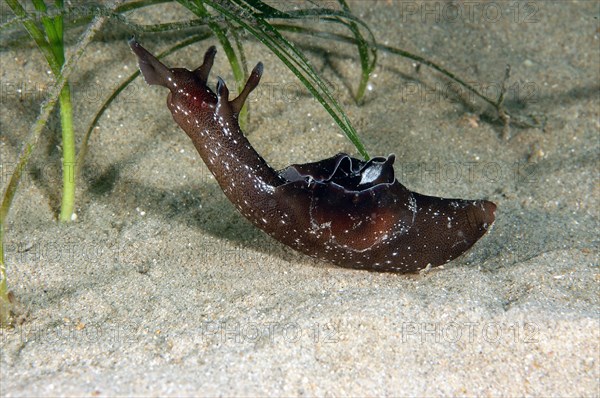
0, 1, 598, 396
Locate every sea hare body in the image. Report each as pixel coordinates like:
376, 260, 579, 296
129, 39, 496, 272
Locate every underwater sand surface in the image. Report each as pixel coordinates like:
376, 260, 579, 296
0, 1, 598, 396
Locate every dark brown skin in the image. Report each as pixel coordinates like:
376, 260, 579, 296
129, 39, 496, 272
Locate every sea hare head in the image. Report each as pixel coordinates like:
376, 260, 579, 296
129, 38, 264, 139
129, 39, 219, 124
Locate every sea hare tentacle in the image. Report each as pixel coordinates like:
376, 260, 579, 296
194, 46, 216, 83
230, 62, 263, 114
129, 39, 496, 273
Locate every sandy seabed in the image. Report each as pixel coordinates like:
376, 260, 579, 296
0, 1, 598, 396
